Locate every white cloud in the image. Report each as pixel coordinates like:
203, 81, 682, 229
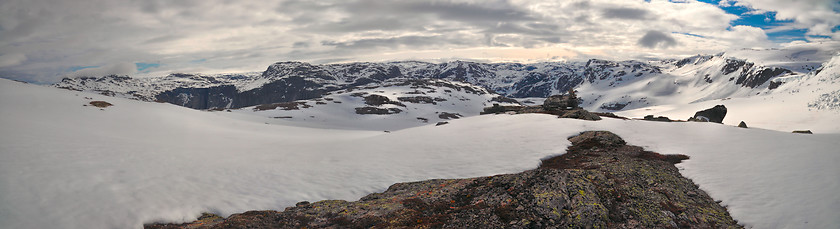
67, 63, 137, 78
0, 53, 26, 68
0, 0, 835, 83
729, 0, 840, 36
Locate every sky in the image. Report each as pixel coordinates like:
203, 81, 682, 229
0, 0, 839, 84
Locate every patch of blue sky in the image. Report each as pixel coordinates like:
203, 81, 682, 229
135, 62, 160, 72
695, 0, 808, 42
673, 32, 706, 38
68, 66, 98, 72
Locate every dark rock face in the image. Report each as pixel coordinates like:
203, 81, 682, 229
253, 102, 311, 111
543, 93, 579, 111
721, 59, 792, 88
721, 59, 749, 75
146, 131, 740, 229
490, 95, 520, 104
481, 104, 523, 114
792, 130, 813, 134
599, 102, 630, 111
155, 77, 326, 110
691, 105, 727, 123
363, 94, 405, 107
556, 109, 602, 121
154, 85, 239, 110
398, 96, 438, 105
736, 67, 792, 88
437, 112, 462, 120
643, 115, 673, 122
768, 81, 784, 90
354, 107, 402, 115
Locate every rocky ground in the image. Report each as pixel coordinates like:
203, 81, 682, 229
146, 131, 741, 228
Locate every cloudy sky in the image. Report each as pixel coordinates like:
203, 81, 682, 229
1, 0, 838, 83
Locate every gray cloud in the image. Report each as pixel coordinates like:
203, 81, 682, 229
322, 35, 472, 50
0, 0, 832, 84
638, 30, 678, 48
602, 7, 653, 20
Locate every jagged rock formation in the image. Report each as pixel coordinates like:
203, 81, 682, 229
146, 131, 741, 229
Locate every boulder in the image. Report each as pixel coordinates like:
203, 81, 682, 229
558, 109, 602, 121
792, 130, 813, 134
543, 91, 579, 110
480, 103, 523, 115
691, 105, 727, 123
643, 115, 672, 122
738, 121, 748, 128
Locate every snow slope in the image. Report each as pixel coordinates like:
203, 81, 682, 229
1, 79, 839, 228
617, 53, 840, 133
225, 79, 519, 130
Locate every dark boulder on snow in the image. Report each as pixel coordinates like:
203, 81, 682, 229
690, 105, 727, 123
147, 131, 740, 229
643, 115, 673, 122
738, 121, 748, 128
437, 112, 462, 120
543, 90, 579, 111
435, 121, 449, 126
557, 108, 602, 121
480, 103, 523, 114
354, 107, 402, 115
363, 94, 405, 107
792, 130, 813, 134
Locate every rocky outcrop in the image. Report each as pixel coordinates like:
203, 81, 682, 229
480, 104, 523, 114
363, 94, 405, 107
738, 121, 748, 128
543, 94, 578, 111
354, 107, 402, 115
155, 76, 327, 110
146, 131, 740, 229
643, 115, 673, 122
481, 92, 601, 121
690, 105, 727, 123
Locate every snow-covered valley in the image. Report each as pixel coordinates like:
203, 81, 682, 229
1, 78, 839, 228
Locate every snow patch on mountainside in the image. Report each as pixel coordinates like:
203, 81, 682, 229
225, 79, 518, 130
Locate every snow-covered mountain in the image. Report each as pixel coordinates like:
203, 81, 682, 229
55, 51, 828, 112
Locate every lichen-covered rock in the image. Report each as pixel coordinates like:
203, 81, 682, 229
146, 131, 741, 229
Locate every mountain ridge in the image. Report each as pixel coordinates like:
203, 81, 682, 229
53, 53, 831, 112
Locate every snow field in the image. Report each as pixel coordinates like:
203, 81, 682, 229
1, 79, 838, 229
